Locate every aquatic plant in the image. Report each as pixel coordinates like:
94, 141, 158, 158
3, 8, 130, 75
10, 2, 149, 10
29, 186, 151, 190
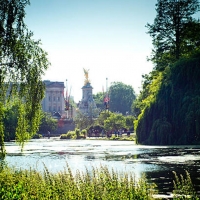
173, 171, 199, 199
0, 164, 157, 200
0, 163, 198, 200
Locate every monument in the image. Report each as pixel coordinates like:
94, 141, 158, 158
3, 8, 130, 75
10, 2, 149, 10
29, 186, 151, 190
78, 68, 98, 117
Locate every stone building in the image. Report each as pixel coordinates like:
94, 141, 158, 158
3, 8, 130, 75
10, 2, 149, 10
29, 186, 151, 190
41, 80, 65, 115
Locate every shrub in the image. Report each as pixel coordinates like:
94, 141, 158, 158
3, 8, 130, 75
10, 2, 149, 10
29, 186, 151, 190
60, 131, 76, 139
81, 129, 87, 137
32, 133, 42, 139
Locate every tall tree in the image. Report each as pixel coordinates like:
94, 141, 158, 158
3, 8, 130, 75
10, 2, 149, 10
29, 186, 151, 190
146, 0, 200, 70
104, 112, 126, 132
109, 82, 136, 115
93, 92, 104, 111
0, 0, 49, 157
38, 112, 57, 135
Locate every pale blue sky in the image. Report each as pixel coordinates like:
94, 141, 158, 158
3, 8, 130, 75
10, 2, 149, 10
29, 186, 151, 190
25, 0, 157, 102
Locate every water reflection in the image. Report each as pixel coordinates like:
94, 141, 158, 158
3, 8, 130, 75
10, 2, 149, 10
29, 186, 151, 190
4, 138, 200, 196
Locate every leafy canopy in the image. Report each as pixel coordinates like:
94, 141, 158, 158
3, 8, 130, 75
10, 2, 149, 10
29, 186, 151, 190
109, 82, 136, 115
146, 0, 200, 70
0, 0, 50, 157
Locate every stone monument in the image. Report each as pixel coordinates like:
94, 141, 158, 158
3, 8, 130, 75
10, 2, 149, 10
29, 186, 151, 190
78, 68, 98, 117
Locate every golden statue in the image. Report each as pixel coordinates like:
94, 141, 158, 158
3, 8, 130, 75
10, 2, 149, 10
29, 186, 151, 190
83, 68, 90, 85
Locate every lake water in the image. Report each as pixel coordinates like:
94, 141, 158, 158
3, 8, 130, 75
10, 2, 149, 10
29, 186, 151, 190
4, 138, 200, 197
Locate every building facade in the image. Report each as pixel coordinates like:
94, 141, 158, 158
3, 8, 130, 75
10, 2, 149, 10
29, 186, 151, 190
42, 80, 65, 115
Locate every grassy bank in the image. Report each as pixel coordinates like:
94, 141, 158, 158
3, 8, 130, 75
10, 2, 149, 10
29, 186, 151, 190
0, 163, 198, 199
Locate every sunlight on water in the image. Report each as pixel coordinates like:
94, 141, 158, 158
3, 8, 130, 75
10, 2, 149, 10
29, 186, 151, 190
4, 138, 200, 196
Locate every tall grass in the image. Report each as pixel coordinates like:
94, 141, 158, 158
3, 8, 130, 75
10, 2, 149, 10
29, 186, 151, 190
172, 171, 199, 200
0, 164, 157, 200
0, 163, 198, 199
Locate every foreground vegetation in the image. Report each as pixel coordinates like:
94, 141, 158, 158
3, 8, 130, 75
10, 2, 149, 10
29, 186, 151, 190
0, 164, 198, 200
0, 0, 50, 158
133, 0, 200, 145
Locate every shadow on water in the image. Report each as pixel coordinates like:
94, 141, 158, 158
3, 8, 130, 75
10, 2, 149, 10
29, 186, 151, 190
4, 138, 200, 196
143, 148, 200, 196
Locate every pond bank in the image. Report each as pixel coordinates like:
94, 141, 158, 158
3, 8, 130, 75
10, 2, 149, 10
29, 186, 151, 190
4, 138, 200, 197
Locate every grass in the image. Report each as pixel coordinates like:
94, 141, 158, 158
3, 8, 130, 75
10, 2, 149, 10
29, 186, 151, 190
109, 135, 135, 141
172, 171, 199, 200
0, 163, 198, 200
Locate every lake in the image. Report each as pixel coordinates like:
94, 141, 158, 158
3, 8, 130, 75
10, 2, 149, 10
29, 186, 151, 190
4, 138, 200, 198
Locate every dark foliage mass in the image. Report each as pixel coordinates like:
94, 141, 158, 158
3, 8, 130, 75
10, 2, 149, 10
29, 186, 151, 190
135, 0, 200, 145
136, 54, 200, 145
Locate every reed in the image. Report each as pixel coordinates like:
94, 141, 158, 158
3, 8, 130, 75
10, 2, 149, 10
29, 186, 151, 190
172, 171, 199, 200
0, 163, 198, 200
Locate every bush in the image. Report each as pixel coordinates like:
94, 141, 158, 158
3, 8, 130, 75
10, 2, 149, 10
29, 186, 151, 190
32, 133, 42, 139
81, 129, 87, 136
75, 128, 80, 138
60, 131, 76, 139
60, 129, 86, 139
109, 135, 135, 141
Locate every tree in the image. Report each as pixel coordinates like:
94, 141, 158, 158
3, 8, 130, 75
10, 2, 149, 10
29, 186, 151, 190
146, 0, 200, 70
74, 110, 93, 130
38, 112, 57, 135
104, 112, 126, 132
125, 115, 135, 131
3, 102, 19, 141
93, 92, 104, 111
95, 110, 111, 127
109, 82, 136, 115
135, 55, 200, 145
0, 0, 49, 157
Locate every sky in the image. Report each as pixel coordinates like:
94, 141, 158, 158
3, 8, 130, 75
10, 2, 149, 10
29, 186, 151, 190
25, 0, 157, 102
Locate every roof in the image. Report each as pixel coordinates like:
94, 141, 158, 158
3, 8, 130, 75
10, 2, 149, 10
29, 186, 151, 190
43, 80, 64, 88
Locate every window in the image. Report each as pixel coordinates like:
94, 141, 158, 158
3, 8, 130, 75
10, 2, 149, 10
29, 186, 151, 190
58, 97, 60, 101
49, 106, 51, 111
49, 96, 51, 101
53, 96, 56, 101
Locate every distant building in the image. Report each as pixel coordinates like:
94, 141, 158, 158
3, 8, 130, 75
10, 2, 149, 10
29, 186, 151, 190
42, 80, 65, 115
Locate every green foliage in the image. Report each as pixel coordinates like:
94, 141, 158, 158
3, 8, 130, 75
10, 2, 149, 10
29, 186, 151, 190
81, 129, 87, 136
136, 0, 200, 145
3, 102, 19, 141
109, 135, 135, 141
93, 92, 105, 110
75, 128, 81, 138
60, 131, 76, 139
95, 110, 111, 127
109, 82, 136, 115
125, 115, 135, 131
173, 171, 199, 199
38, 112, 57, 135
0, 0, 50, 157
74, 110, 94, 130
32, 133, 42, 139
15, 103, 30, 149
60, 129, 86, 139
146, 0, 200, 70
104, 112, 126, 132
0, 165, 159, 200
136, 54, 200, 145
